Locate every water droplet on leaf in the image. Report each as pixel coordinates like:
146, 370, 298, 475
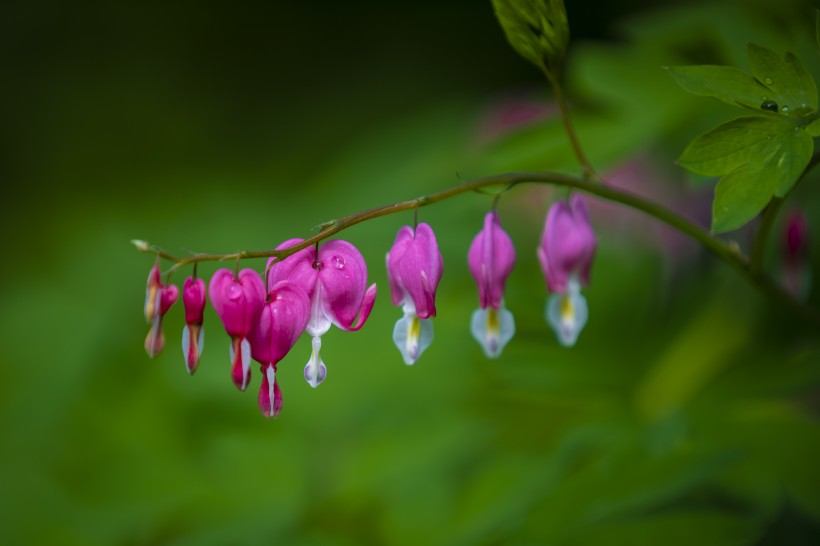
761, 100, 778, 112
764, 77, 773, 85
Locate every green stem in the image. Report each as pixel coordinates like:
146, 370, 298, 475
545, 71, 596, 180
132, 170, 820, 327
749, 197, 783, 274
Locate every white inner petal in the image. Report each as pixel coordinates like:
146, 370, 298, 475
304, 335, 327, 388
392, 312, 434, 365
240, 338, 252, 390
306, 283, 331, 337
181, 324, 191, 362
266, 365, 276, 416
470, 306, 515, 358
546, 290, 588, 348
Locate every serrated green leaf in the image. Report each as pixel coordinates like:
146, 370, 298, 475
710, 123, 812, 232
678, 116, 789, 176
665, 65, 769, 110
747, 43, 818, 115
492, 0, 569, 76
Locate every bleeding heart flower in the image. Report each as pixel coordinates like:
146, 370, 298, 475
266, 239, 377, 387
537, 194, 596, 347
208, 268, 265, 391
181, 276, 207, 374
468, 211, 516, 358
144, 265, 179, 358
386, 222, 444, 364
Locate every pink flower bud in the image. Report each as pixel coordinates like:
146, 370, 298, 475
784, 211, 809, 265
143, 266, 178, 358
208, 268, 265, 391
181, 276, 207, 375
782, 211, 812, 301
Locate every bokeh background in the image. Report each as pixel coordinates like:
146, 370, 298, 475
4, 0, 820, 544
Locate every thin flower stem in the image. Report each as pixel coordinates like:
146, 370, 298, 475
133, 171, 820, 327
749, 197, 783, 274
545, 71, 596, 180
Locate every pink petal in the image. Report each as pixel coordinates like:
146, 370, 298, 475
317, 240, 375, 330
208, 268, 265, 337
386, 226, 415, 306
183, 277, 207, 325
160, 284, 178, 315
248, 281, 311, 366
539, 196, 596, 293
397, 223, 443, 319
468, 212, 516, 309
266, 238, 317, 297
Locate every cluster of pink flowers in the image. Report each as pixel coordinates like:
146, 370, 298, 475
142, 195, 597, 418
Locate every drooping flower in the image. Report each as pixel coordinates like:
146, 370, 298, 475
537, 194, 596, 347
181, 276, 207, 374
208, 268, 266, 391
248, 281, 311, 418
266, 239, 377, 387
468, 211, 516, 357
386, 222, 444, 364
144, 265, 179, 358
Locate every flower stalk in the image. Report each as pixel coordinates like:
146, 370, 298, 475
133, 169, 820, 329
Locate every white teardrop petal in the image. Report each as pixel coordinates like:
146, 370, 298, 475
546, 291, 588, 347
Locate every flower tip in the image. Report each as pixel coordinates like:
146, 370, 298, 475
304, 336, 328, 387
131, 239, 150, 252
258, 366, 282, 419
145, 318, 165, 358
182, 324, 204, 374
230, 338, 252, 391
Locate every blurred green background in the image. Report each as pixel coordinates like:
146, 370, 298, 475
4, 0, 820, 544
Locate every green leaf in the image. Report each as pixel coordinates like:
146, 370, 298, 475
747, 43, 818, 116
770, 126, 813, 197
712, 160, 777, 233
678, 116, 788, 176
492, 0, 569, 75
665, 65, 769, 110
807, 118, 820, 137
710, 120, 812, 232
